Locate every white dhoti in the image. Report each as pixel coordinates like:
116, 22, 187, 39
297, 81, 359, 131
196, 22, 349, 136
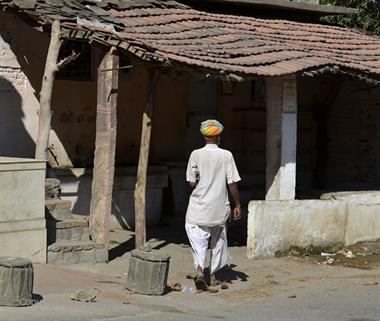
185, 223, 229, 274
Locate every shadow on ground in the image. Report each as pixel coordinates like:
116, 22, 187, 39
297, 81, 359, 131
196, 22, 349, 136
108, 213, 248, 263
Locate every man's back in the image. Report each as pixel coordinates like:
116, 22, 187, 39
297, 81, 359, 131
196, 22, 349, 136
186, 144, 240, 227
184, 119, 241, 290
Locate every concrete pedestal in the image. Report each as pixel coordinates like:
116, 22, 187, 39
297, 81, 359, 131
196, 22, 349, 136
0, 257, 34, 306
0, 157, 46, 263
126, 250, 170, 295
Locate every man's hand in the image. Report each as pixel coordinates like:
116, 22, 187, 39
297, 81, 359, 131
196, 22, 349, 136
228, 182, 241, 220
188, 181, 197, 189
233, 205, 241, 220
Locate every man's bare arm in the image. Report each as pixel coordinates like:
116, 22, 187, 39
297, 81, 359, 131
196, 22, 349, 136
228, 182, 241, 220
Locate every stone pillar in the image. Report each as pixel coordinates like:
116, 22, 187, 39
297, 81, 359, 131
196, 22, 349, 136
265, 76, 297, 200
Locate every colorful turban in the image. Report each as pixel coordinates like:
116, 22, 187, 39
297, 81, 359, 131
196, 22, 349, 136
200, 119, 224, 137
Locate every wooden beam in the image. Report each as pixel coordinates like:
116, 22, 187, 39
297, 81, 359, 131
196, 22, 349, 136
89, 47, 119, 251
134, 68, 160, 250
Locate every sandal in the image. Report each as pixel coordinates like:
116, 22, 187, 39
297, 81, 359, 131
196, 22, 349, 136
194, 276, 207, 291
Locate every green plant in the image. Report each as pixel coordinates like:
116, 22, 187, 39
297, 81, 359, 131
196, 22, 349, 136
321, 0, 380, 34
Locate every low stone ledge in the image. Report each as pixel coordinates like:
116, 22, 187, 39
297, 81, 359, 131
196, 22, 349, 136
247, 199, 347, 259
320, 191, 380, 245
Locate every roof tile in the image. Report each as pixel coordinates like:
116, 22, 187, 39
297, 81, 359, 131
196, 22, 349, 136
2, 0, 380, 77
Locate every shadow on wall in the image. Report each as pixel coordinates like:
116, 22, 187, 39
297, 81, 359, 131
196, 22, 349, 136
0, 77, 35, 157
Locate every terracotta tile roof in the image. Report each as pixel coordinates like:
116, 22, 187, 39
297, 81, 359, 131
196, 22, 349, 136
2, 0, 380, 78
111, 8, 380, 77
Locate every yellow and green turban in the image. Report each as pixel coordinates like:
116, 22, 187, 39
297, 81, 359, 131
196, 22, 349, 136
200, 119, 224, 137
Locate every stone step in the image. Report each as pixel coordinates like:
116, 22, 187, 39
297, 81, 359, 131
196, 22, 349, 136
47, 218, 90, 243
45, 199, 72, 220
47, 240, 107, 265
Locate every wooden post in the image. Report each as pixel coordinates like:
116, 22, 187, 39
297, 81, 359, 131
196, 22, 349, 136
89, 47, 119, 249
35, 20, 79, 160
35, 20, 61, 160
134, 69, 160, 250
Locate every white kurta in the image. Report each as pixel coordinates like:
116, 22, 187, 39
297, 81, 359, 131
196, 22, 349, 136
186, 144, 241, 227
185, 144, 241, 273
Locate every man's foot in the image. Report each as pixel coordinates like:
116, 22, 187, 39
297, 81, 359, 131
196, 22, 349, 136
194, 275, 207, 291
210, 274, 221, 286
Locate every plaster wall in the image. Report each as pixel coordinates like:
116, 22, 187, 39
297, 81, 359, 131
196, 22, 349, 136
0, 157, 46, 263
0, 12, 187, 168
0, 13, 73, 165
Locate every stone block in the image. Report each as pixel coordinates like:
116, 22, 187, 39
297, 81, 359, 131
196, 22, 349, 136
0, 257, 33, 306
49, 225, 89, 243
47, 241, 106, 264
94, 248, 108, 263
78, 250, 94, 264
63, 251, 79, 264
45, 199, 72, 220
126, 250, 170, 295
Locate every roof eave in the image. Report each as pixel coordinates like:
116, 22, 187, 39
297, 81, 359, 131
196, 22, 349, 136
182, 0, 358, 16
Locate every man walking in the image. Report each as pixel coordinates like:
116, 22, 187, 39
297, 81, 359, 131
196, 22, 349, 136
185, 119, 241, 290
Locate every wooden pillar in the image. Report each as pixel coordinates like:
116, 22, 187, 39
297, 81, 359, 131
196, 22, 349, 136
35, 20, 61, 160
265, 75, 297, 200
89, 47, 119, 249
134, 68, 160, 250
35, 20, 79, 160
